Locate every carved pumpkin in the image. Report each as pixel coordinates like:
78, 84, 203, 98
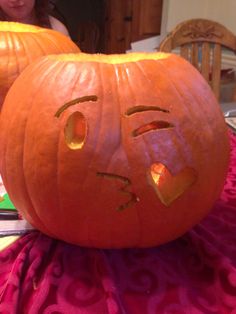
0, 22, 80, 110
0, 52, 230, 248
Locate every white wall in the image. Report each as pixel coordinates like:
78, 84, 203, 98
161, 0, 236, 36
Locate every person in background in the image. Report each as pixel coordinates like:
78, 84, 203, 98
0, 0, 70, 36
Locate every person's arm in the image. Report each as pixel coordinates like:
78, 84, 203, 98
49, 15, 70, 37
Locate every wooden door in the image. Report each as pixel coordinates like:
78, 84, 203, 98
131, 0, 163, 42
104, 0, 163, 53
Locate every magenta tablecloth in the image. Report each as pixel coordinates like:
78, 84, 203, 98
0, 133, 236, 314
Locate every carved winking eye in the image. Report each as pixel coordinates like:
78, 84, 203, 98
125, 105, 173, 137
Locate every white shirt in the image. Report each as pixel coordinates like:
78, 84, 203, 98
49, 15, 70, 37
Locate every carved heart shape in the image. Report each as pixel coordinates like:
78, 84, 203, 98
148, 163, 197, 206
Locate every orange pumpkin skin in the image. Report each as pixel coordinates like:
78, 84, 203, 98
0, 22, 80, 110
0, 52, 230, 248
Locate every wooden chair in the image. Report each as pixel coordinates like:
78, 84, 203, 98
159, 19, 236, 100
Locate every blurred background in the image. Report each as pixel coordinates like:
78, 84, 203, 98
50, 0, 236, 104
49, 0, 163, 54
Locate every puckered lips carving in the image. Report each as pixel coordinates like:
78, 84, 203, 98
148, 163, 197, 206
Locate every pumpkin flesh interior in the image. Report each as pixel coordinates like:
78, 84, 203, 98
0, 22, 45, 33
48, 52, 170, 64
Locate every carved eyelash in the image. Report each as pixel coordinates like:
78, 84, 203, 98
125, 105, 169, 116
55, 95, 98, 118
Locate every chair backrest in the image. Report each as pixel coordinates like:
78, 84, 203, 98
159, 19, 236, 100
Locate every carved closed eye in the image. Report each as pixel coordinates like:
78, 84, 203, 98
125, 105, 173, 136
132, 121, 174, 137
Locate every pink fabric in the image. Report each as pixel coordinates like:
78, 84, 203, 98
0, 133, 236, 314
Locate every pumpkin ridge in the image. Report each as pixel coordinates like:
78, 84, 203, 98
135, 59, 172, 110
160, 59, 215, 176
41, 31, 78, 52
63, 62, 101, 185
86, 62, 111, 247
156, 58, 205, 164
137, 60, 188, 172
53, 61, 101, 243
158, 56, 228, 165
156, 58, 230, 221
55, 61, 101, 244
105, 64, 125, 168
38, 31, 64, 53
158, 57, 214, 127
81, 63, 104, 176
9, 32, 20, 80
0, 30, 26, 192
55, 62, 92, 244
131, 62, 155, 162
5, 31, 11, 90
15, 30, 30, 72
28, 32, 48, 56
33, 61, 70, 235
21, 61, 66, 234
120, 62, 145, 246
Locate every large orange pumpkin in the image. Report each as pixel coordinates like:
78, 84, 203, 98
0, 52, 230, 248
0, 22, 80, 110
